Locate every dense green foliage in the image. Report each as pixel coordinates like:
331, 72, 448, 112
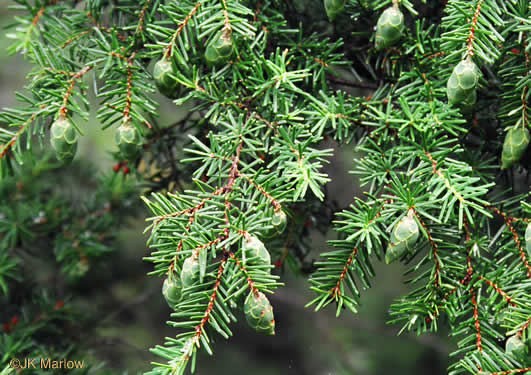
0, 0, 530, 375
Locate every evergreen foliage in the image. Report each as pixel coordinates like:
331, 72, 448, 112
0, 0, 530, 374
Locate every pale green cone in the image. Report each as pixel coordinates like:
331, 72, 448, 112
324, 0, 345, 21
271, 209, 287, 234
153, 58, 180, 98
375, 6, 405, 50
244, 291, 275, 335
205, 34, 234, 66
447, 59, 480, 106
50, 116, 77, 162
385, 215, 419, 264
162, 276, 182, 307
262, 208, 288, 238
501, 127, 530, 169
115, 123, 142, 159
181, 255, 200, 288
243, 235, 271, 266
525, 222, 531, 258
505, 334, 525, 356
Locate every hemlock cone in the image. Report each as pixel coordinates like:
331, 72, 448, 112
204, 34, 234, 66
505, 334, 525, 356
262, 209, 288, 238
526, 223, 531, 257
50, 115, 77, 162
446, 58, 481, 106
501, 127, 530, 169
271, 209, 287, 234
242, 235, 271, 266
115, 123, 142, 159
181, 255, 200, 288
153, 58, 180, 98
324, 0, 345, 21
385, 214, 419, 264
244, 291, 275, 336
375, 6, 405, 50
162, 276, 182, 307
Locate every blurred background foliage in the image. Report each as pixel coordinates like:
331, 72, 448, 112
0, 1, 452, 373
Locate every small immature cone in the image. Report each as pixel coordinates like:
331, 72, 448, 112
50, 115, 77, 162
262, 208, 288, 238
115, 121, 142, 159
447, 58, 480, 106
323, 0, 345, 21
375, 6, 405, 50
385, 213, 419, 264
244, 291, 275, 335
525, 222, 531, 258
180, 254, 200, 288
505, 334, 525, 356
243, 235, 271, 266
204, 34, 234, 66
153, 57, 180, 98
501, 127, 530, 169
272, 208, 287, 234
162, 276, 182, 307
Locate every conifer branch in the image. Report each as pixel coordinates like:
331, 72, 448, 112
488, 206, 531, 278
59, 65, 92, 116
412, 208, 441, 288
164, 2, 202, 58
135, 0, 153, 36
2, 1, 530, 374
470, 288, 483, 353
478, 276, 518, 307
466, 0, 484, 57
0, 111, 40, 159
331, 247, 359, 298
192, 258, 227, 343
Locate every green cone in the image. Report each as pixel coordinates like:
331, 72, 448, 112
50, 115, 77, 162
115, 122, 142, 159
375, 6, 405, 50
525, 222, 531, 259
501, 127, 530, 169
505, 334, 525, 356
262, 209, 288, 238
447, 59, 480, 106
205, 34, 234, 66
153, 58, 180, 98
243, 235, 271, 266
385, 215, 419, 264
181, 255, 200, 288
272, 209, 287, 234
244, 291, 275, 335
324, 0, 345, 21
162, 276, 182, 307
